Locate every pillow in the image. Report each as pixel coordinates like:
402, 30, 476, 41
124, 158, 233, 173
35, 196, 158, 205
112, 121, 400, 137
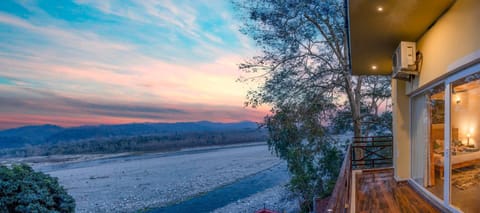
453, 139, 463, 146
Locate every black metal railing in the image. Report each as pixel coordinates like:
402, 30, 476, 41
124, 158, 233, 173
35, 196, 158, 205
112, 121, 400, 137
351, 136, 393, 170
318, 136, 393, 212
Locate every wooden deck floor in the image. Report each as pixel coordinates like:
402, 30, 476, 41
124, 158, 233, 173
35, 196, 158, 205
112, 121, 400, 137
355, 169, 440, 213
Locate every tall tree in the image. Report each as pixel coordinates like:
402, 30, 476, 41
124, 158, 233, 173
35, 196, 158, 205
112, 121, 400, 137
234, 0, 391, 211
235, 0, 391, 135
235, 0, 367, 136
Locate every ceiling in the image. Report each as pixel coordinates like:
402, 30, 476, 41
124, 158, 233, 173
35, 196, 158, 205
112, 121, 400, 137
347, 0, 456, 75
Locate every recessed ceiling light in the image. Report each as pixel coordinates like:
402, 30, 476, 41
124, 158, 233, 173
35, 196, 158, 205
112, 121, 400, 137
371, 65, 378, 70
377, 6, 384, 12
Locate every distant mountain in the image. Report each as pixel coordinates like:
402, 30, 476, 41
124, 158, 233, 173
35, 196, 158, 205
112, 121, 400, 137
0, 121, 259, 148
0, 125, 64, 148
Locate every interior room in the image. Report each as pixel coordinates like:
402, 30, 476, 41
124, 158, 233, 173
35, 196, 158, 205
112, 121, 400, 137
426, 77, 480, 212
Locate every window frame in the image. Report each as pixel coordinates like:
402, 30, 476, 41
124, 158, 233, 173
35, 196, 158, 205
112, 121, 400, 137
408, 62, 480, 212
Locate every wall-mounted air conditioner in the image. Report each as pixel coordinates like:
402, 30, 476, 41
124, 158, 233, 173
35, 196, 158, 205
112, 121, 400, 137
392, 41, 418, 80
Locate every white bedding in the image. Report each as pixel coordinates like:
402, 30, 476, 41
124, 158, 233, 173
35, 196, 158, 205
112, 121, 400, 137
434, 151, 480, 166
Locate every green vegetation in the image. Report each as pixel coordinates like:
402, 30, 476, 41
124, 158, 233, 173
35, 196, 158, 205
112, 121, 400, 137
0, 164, 75, 213
234, 0, 392, 211
265, 105, 343, 212
1, 129, 267, 157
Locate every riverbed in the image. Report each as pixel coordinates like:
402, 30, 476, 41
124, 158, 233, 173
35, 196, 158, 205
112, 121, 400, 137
28, 143, 289, 212
152, 163, 289, 213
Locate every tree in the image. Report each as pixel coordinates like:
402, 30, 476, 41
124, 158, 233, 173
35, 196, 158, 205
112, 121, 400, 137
0, 164, 75, 213
235, 0, 391, 137
235, 0, 363, 135
233, 0, 391, 211
265, 105, 342, 212
359, 75, 392, 135
331, 75, 392, 135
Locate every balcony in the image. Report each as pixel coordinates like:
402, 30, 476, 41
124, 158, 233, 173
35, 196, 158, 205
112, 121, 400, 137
316, 136, 442, 213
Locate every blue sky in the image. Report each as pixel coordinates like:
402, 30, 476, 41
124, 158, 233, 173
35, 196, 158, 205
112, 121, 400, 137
0, 0, 267, 129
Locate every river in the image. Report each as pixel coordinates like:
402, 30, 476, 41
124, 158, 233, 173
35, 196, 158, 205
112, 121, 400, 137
150, 163, 289, 213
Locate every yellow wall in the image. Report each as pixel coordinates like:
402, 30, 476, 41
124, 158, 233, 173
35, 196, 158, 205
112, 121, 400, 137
407, 0, 480, 93
395, 0, 480, 180
451, 86, 480, 147
392, 80, 411, 180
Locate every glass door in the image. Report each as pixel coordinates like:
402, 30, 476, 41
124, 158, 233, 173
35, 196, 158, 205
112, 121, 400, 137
425, 84, 445, 200
410, 63, 480, 211
447, 72, 480, 212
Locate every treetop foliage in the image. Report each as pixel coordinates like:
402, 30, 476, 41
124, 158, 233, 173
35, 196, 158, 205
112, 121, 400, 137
0, 164, 75, 213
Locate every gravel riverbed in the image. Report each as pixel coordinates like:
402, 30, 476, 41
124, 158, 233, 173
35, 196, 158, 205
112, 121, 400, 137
212, 183, 299, 213
25, 143, 287, 212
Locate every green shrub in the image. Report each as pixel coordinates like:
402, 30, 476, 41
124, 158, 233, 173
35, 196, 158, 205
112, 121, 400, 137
0, 164, 75, 213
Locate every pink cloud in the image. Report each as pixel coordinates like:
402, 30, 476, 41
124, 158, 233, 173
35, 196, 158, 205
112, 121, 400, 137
0, 86, 269, 130
1, 52, 255, 106
0, 106, 268, 130
0, 7, 267, 130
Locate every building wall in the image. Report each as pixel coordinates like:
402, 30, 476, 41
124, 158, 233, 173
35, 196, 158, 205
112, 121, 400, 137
392, 80, 411, 180
406, 0, 480, 93
451, 87, 480, 147
394, 0, 480, 180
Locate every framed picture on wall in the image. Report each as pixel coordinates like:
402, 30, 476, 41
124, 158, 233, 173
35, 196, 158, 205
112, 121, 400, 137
431, 100, 445, 124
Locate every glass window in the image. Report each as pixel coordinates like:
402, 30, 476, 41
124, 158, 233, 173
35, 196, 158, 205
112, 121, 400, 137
411, 84, 445, 201
425, 84, 445, 200
449, 72, 480, 212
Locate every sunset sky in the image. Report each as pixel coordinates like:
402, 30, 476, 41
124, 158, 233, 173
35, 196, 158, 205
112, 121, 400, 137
0, 0, 269, 130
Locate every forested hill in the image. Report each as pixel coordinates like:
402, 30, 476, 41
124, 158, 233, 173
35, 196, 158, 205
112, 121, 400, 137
0, 121, 259, 148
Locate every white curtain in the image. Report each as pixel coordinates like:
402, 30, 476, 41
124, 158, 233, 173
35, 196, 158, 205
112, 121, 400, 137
411, 94, 428, 186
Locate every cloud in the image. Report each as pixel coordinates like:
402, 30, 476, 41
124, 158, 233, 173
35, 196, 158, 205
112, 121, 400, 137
0, 93, 186, 120
0, 1, 266, 129
0, 12, 131, 51
0, 87, 267, 129
0, 51, 252, 106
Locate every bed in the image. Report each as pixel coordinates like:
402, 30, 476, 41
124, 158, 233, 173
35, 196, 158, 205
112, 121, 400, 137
434, 151, 480, 178
431, 126, 480, 179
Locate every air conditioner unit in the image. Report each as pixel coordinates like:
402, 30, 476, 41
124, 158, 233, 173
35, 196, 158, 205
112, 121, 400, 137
392, 41, 417, 80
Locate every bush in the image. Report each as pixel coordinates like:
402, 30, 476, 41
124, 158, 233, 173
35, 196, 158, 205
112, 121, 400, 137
0, 164, 75, 213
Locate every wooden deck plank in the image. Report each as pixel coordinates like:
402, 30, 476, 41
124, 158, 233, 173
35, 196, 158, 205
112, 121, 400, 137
355, 169, 440, 213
